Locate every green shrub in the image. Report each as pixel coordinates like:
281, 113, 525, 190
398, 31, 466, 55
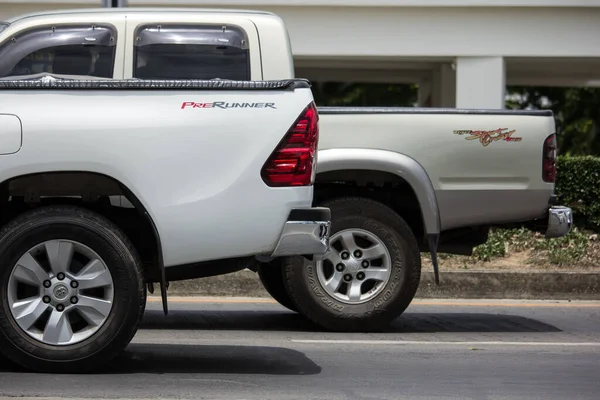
469, 226, 591, 265
531, 227, 590, 266
472, 231, 506, 261
471, 228, 527, 261
555, 155, 600, 230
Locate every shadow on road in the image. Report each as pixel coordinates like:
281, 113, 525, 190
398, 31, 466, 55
388, 312, 562, 333
0, 309, 562, 374
139, 309, 562, 333
0, 343, 322, 375
114, 344, 321, 375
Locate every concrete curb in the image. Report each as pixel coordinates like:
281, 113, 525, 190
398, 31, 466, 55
416, 270, 599, 300
161, 269, 600, 300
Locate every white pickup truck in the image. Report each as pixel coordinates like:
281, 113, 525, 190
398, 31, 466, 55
0, 7, 572, 371
0, 9, 335, 373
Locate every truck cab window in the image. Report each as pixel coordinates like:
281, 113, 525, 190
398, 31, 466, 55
133, 24, 250, 80
5, 45, 115, 78
0, 25, 116, 78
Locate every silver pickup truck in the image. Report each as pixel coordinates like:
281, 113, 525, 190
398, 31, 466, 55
0, 8, 573, 339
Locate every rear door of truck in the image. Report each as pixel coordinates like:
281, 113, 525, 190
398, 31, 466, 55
121, 12, 263, 81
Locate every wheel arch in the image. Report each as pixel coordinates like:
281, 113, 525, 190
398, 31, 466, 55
0, 170, 167, 311
315, 148, 441, 237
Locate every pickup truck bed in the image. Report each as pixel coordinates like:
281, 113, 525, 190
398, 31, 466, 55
0, 78, 325, 266
317, 106, 557, 232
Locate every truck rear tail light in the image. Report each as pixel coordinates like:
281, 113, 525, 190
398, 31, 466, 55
261, 102, 319, 187
542, 133, 557, 183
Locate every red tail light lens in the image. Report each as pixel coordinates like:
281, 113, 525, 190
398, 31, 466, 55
542, 133, 557, 183
261, 102, 319, 187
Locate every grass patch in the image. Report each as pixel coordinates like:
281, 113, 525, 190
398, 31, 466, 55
427, 226, 599, 270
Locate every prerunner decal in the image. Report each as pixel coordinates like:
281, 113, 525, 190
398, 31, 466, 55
181, 101, 276, 109
453, 128, 522, 147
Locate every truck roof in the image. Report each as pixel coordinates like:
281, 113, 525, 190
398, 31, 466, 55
4, 7, 275, 24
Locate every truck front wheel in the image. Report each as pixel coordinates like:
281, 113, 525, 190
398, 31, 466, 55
0, 205, 146, 373
282, 197, 421, 332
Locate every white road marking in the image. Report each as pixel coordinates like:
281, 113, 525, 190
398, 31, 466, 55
132, 337, 600, 347
291, 339, 600, 346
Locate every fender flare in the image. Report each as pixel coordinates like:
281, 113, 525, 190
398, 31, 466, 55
316, 148, 441, 235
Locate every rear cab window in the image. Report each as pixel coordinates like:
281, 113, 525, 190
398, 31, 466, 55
133, 24, 250, 80
125, 16, 263, 81
0, 23, 118, 79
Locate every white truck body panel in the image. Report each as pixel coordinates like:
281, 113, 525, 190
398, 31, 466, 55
317, 109, 556, 230
0, 84, 316, 267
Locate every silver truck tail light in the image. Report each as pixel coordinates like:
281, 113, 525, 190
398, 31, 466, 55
261, 102, 319, 187
542, 133, 557, 183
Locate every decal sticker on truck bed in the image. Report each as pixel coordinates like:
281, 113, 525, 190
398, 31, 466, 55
453, 128, 522, 147
181, 101, 276, 109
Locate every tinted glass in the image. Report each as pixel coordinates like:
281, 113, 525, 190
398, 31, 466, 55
134, 43, 249, 80
5, 44, 115, 78
0, 25, 116, 78
133, 24, 250, 80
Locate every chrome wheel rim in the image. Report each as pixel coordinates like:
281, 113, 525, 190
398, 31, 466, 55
316, 228, 392, 305
7, 239, 115, 346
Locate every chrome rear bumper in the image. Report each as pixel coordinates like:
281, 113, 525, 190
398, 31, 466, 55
545, 206, 573, 239
271, 207, 331, 259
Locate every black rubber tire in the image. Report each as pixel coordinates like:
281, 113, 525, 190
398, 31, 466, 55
257, 259, 298, 312
282, 197, 421, 332
0, 205, 146, 373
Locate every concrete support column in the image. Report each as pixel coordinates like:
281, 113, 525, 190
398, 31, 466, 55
417, 79, 433, 107
432, 63, 456, 108
455, 56, 505, 109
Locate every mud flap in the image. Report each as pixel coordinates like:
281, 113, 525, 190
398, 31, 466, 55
427, 233, 440, 285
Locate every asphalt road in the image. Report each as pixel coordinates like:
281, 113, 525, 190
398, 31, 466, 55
1, 297, 599, 400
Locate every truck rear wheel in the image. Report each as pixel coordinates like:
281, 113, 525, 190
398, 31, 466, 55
282, 197, 421, 332
0, 205, 146, 373
257, 259, 298, 312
